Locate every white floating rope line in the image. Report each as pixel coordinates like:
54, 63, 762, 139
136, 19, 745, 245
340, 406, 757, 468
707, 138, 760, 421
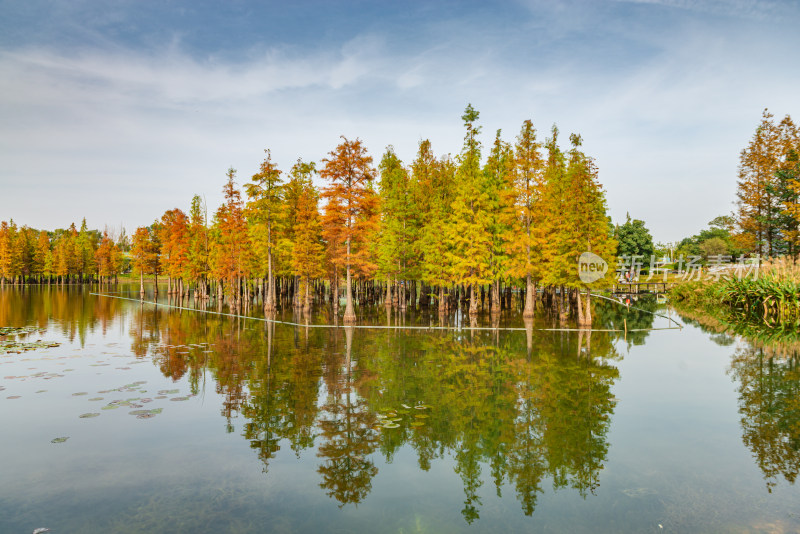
91, 292, 682, 333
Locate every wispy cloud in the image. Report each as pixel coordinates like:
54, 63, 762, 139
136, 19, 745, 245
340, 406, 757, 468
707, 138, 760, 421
0, 0, 799, 241
614, 0, 797, 20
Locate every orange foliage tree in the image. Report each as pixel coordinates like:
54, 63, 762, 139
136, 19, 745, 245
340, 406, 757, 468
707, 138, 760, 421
320, 137, 379, 322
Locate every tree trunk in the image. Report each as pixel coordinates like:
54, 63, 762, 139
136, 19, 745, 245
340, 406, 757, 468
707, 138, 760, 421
469, 284, 479, 316
581, 289, 592, 327
344, 241, 356, 323
491, 280, 501, 314
265, 221, 276, 312
523, 275, 535, 318
304, 277, 311, 311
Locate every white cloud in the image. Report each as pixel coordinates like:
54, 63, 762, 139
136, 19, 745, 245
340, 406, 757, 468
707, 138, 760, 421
1, 1, 799, 243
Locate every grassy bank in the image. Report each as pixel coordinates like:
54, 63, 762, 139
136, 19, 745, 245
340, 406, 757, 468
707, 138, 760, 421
670, 257, 800, 322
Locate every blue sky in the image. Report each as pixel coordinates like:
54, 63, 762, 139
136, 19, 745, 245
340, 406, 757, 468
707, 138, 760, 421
1, 0, 799, 243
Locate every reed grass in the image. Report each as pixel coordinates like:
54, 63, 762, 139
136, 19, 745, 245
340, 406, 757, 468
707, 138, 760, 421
670, 257, 800, 322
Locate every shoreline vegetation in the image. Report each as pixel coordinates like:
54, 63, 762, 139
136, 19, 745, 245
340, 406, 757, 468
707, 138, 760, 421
669, 108, 800, 329
670, 257, 800, 324
0, 105, 618, 327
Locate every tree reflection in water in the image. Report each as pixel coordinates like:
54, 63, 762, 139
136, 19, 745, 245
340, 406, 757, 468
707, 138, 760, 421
122, 302, 622, 520
675, 304, 800, 493
3, 286, 626, 522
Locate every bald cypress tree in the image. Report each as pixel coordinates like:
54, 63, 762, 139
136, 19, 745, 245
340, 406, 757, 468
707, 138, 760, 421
320, 137, 378, 323
245, 150, 284, 312
445, 104, 493, 316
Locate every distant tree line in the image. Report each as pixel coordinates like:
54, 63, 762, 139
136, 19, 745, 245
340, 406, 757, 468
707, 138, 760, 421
0, 219, 127, 285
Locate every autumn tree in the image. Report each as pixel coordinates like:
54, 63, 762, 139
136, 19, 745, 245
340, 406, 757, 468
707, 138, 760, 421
186, 195, 209, 296
543, 132, 616, 325
33, 230, 51, 282
159, 208, 190, 294
0, 221, 17, 284
416, 142, 457, 310
76, 218, 98, 282
504, 120, 545, 317
291, 184, 325, 310
735, 110, 799, 256
276, 159, 317, 307
7, 225, 32, 283
376, 147, 417, 309
245, 150, 283, 312
53, 223, 79, 284
320, 137, 379, 323
445, 104, 493, 315
482, 129, 514, 312
130, 225, 160, 296
211, 168, 251, 308
95, 230, 122, 283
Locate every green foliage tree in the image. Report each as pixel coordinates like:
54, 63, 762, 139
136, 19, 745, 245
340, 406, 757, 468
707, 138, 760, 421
505, 119, 546, 317
245, 150, 284, 312
615, 215, 654, 261
445, 104, 493, 315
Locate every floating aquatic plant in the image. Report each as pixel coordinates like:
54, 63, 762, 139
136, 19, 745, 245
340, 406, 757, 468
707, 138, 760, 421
51, 437, 69, 443
79, 413, 100, 418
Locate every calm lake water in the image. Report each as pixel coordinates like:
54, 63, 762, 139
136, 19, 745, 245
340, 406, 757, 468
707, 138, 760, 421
1, 285, 799, 533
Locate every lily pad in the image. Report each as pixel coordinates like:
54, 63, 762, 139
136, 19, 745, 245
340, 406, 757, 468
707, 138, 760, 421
136, 413, 156, 419
51, 437, 69, 443
410, 421, 425, 427
72, 392, 88, 396
381, 422, 400, 429
170, 396, 190, 402
88, 397, 104, 401
101, 405, 119, 410
414, 414, 430, 419
79, 413, 100, 418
